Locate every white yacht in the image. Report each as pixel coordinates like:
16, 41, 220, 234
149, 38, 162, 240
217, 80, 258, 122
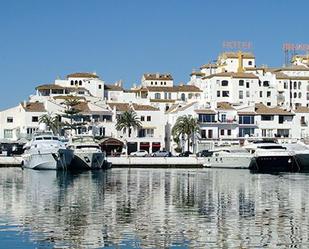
281, 142, 309, 172
68, 136, 107, 170
243, 141, 297, 172
203, 148, 253, 169
22, 132, 74, 170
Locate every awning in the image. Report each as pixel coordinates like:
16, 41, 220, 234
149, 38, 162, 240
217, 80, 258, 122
99, 137, 124, 146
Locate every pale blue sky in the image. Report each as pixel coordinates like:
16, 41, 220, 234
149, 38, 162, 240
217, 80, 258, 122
0, 0, 308, 109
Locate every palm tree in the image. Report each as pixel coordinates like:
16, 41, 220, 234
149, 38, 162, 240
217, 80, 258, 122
61, 97, 83, 135
172, 115, 199, 152
39, 113, 63, 135
115, 110, 141, 138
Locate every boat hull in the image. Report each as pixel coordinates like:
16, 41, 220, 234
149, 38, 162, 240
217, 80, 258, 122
22, 149, 73, 170
70, 152, 105, 170
203, 155, 252, 168
250, 155, 298, 172
294, 153, 309, 172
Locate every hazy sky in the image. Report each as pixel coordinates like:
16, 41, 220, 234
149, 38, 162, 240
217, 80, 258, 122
0, 0, 308, 109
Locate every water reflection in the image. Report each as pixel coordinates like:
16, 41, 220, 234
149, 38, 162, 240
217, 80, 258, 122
0, 168, 309, 248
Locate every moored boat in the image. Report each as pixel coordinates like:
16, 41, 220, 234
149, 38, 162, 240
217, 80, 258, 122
22, 132, 74, 170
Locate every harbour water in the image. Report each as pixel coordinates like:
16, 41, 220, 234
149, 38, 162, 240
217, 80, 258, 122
0, 168, 309, 248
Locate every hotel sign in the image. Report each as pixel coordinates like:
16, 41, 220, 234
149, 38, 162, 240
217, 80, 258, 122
283, 43, 309, 51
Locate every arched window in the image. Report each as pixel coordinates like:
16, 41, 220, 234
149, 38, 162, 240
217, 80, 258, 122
221, 80, 228, 86
154, 93, 161, 99
70, 80, 74, 86
79, 80, 82, 86
294, 92, 297, 98
299, 92, 302, 98
294, 81, 297, 89
298, 81, 301, 90
181, 93, 186, 101
188, 93, 193, 99
75, 80, 78, 84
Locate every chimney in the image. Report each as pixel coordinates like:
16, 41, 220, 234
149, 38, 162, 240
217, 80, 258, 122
237, 51, 244, 73
23, 100, 27, 107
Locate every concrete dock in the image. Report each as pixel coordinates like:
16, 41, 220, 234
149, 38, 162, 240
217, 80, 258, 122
0, 156, 22, 167
107, 156, 204, 168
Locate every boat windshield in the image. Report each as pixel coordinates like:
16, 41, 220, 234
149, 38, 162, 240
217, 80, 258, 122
72, 136, 95, 143
258, 145, 286, 150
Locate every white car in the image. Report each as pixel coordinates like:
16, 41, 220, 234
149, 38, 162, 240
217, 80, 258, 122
130, 150, 148, 157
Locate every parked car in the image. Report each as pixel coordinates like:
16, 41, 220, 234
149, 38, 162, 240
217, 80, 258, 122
130, 150, 148, 157
151, 150, 172, 157
196, 150, 213, 157
178, 151, 193, 157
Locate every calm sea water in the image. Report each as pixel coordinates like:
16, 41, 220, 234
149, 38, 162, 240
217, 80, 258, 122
0, 168, 309, 248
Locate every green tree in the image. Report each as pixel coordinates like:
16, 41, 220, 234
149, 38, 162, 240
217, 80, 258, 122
172, 115, 199, 152
61, 97, 83, 135
115, 110, 141, 138
39, 113, 63, 135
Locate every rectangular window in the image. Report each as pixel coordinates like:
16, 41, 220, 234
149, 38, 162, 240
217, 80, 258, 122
239, 80, 244, 86
4, 129, 13, 139
201, 130, 206, 139
221, 114, 226, 122
220, 129, 224, 136
222, 91, 229, 97
246, 91, 250, 97
261, 115, 274, 121
217, 91, 220, 97
141, 116, 145, 121
239, 128, 255, 137
208, 130, 213, 139
32, 116, 39, 122
147, 116, 151, 121
98, 85, 102, 89
239, 116, 255, 124
239, 90, 243, 99
246, 82, 249, 88
198, 114, 215, 123
267, 91, 271, 97
260, 91, 263, 98
7, 117, 13, 123
227, 129, 231, 136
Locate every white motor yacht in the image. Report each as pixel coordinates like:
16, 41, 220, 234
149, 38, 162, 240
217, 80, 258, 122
243, 141, 298, 172
22, 132, 74, 170
203, 148, 252, 169
68, 136, 107, 170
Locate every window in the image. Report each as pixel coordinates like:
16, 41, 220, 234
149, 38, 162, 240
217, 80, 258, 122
147, 116, 151, 121
261, 115, 273, 121
239, 80, 244, 86
222, 91, 229, 97
294, 81, 297, 89
221, 80, 228, 86
160, 82, 163, 85
239, 90, 243, 99
141, 116, 145, 121
284, 82, 288, 89
217, 91, 220, 97
70, 80, 74, 86
4, 129, 13, 139
201, 130, 206, 139
32, 116, 38, 122
221, 114, 226, 122
181, 93, 186, 101
7, 117, 13, 123
154, 93, 161, 99
246, 82, 249, 88
198, 114, 215, 123
246, 91, 250, 97
263, 81, 270, 87
79, 80, 82, 86
294, 92, 297, 98
260, 91, 263, 98
267, 102, 271, 106
208, 130, 213, 139
168, 93, 171, 99
267, 91, 271, 97
164, 92, 168, 99
307, 93, 309, 100
239, 115, 254, 124
239, 128, 254, 137
98, 85, 102, 89
164, 82, 166, 85
155, 81, 157, 85
299, 92, 302, 98
227, 129, 231, 136
220, 129, 224, 136
298, 81, 301, 89
151, 81, 153, 85
188, 93, 193, 99
248, 61, 252, 66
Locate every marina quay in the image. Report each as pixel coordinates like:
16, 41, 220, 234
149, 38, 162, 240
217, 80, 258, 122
1, 51, 309, 171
